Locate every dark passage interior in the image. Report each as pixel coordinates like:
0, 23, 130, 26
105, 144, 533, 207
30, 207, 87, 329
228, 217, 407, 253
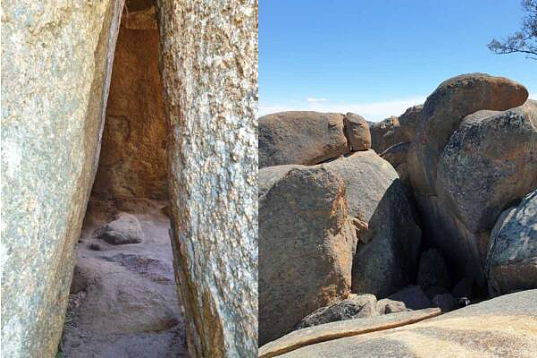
59, 4, 188, 357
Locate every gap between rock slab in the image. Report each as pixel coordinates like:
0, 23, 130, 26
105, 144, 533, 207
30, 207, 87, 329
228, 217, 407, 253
259, 308, 442, 358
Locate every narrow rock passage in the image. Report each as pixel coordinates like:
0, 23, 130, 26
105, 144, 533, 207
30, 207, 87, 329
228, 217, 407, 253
60, 199, 188, 358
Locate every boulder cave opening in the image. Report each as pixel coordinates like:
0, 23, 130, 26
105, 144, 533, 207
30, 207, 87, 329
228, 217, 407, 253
59, 4, 188, 357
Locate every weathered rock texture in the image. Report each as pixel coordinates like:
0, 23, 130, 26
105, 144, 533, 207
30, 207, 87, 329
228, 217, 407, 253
156, 1, 258, 356
259, 111, 349, 168
92, 16, 168, 200
406, 74, 532, 285
259, 167, 355, 346
486, 189, 537, 296
276, 290, 537, 358
1, 1, 125, 357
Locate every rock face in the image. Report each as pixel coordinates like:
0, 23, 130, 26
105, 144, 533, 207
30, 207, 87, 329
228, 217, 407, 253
294, 294, 379, 330
259, 167, 355, 345
369, 116, 405, 154
275, 290, 537, 358
344, 113, 371, 151
157, 1, 258, 356
1, 1, 125, 357
92, 18, 168, 201
486, 189, 537, 296
406, 74, 532, 285
259, 111, 350, 168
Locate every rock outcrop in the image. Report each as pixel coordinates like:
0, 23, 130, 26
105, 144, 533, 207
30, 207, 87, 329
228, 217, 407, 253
406, 74, 532, 285
1, 1, 125, 357
259, 167, 355, 345
269, 290, 537, 357
157, 1, 259, 356
259, 111, 349, 168
486, 189, 537, 296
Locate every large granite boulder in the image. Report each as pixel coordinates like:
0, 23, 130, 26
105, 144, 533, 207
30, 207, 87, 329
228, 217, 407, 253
259, 151, 422, 305
259, 111, 349, 168
1, 1, 125, 357
344, 113, 371, 151
157, 0, 259, 356
410, 73, 528, 194
323, 151, 421, 297
272, 290, 537, 357
486, 189, 537, 296
369, 116, 405, 154
406, 74, 532, 285
259, 167, 356, 345
437, 100, 537, 234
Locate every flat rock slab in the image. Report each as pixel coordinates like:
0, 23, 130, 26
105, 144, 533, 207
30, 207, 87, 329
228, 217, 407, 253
259, 308, 441, 358
274, 290, 537, 358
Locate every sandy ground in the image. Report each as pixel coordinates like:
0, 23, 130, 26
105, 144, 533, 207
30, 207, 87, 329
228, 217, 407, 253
60, 198, 189, 358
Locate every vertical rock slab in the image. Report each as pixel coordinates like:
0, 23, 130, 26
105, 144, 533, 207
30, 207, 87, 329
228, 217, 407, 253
156, 1, 258, 357
1, 1, 125, 357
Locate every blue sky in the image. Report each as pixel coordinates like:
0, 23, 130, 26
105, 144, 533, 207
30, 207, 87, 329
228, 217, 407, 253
259, 0, 537, 121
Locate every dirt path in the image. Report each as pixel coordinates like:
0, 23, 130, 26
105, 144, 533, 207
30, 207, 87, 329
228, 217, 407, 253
60, 199, 189, 358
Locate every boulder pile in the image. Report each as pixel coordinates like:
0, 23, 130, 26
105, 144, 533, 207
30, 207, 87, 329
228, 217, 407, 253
259, 73, 537, 347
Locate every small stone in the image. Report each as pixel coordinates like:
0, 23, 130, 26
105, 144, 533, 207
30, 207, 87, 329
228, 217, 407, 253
376, 298, 407, 314
95, 213, 144, 245
388, 286, 431, 310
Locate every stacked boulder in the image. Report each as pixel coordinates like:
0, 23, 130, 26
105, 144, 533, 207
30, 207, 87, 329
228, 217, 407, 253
380, 73, 536, 296
259, 111, 421, 344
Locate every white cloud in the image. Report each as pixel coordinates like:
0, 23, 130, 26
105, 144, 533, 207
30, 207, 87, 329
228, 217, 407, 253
530, 93, 536, 100
259, 96, 427, 122
306, 97, 329, 104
